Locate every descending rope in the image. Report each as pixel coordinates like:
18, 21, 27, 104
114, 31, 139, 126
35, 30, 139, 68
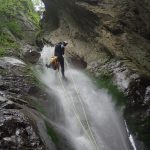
57, 71, 98, 150
64, 59, 99, 150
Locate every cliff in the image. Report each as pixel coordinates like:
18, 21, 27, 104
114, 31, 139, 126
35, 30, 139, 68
0, 0, 50, 149
40, 0, 150, 148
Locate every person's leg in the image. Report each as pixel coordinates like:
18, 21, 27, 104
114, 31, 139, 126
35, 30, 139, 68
46, 63, 51, 68
59, 57, 64, 76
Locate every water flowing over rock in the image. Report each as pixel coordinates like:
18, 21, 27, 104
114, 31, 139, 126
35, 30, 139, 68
0, 57, 54, 149
41, 0, 150, 148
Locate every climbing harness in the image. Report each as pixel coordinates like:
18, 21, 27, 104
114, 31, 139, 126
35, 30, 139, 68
57, 60, 99, 150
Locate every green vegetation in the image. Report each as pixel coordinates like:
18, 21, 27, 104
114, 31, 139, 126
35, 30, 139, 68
0, 0, 40, 56
0, 32, 19, 47
31, 98, 46, 114
0, 47, 6, 56
87, 72, 127, 106
45, 122, 59, 145
28, 11, 40, 27
23, 65, 41, 86
0, 0, 40, 27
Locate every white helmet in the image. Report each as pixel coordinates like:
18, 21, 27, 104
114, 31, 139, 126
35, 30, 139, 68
63, 41, 68, 46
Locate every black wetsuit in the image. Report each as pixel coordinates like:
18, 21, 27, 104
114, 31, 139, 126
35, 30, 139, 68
54, 43, 65, 76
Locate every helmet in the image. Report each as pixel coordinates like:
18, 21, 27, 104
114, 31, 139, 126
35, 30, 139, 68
63, 41, 68, 46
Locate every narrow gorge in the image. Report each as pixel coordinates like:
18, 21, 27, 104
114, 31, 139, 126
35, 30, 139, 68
0, 0, 150, 150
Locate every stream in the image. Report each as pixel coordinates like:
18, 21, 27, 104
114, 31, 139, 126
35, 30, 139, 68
35, 45, 137, 150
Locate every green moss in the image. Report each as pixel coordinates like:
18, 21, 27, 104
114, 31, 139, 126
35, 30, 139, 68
30, 98, 46, 114
0, 21, 21, 55
0, 0, 40, 50
0, 33, 20, 56
7, 21, 22, 38
28, 11, 40, 27
45, 122, 59, 145
0, 48, 6, 56
87, 71, 127, 106
23, 65, 40, 85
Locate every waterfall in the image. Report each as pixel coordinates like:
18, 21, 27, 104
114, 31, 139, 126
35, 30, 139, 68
35, 45, 136, 150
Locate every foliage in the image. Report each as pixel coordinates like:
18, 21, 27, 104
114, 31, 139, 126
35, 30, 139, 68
28, 11, 40, 27
0, 0, 35, 16
0, 0, 23, 17
0, 20, 22, 38
0, 0, 40, 28
0, 33, 19, 55
96, 77, 127, 106
7, 21, 22, 37
30, 98, 46, 114
0, 0, 40, 55
0, 0, 40, 25
0, 47, 6, 56
86, 71, 127, 106
45, 122, 59, 145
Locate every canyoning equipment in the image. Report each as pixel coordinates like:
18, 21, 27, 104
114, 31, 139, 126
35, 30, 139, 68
65, 60, 99, 150
57, 60, 99, 150
63, 41, 68, 46
58, 56, 65, 76
54, 41, 68, 76
54, 41, 68, 57
46, 56, 59, 70
54, 43, 65, 57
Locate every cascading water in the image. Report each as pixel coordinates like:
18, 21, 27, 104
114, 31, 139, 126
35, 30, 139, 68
35, 45, 136, 150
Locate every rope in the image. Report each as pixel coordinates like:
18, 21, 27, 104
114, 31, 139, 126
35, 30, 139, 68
64, 59, 99, 150
57, 71, 98, 150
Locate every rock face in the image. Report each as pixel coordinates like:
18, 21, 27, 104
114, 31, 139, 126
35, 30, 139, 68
41, 0, 150, 148
21, 44, 41, 64
0, 1, 61, 149
0, 108, 44, 150
0, 57, 48, 149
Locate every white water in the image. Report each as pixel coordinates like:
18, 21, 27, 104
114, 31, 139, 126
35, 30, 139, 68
36, 45, 134, 150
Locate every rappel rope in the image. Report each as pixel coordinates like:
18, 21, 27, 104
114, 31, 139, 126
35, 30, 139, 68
45, 46, 99, 149
57, 57, 99, 150
64, 59, 99, 150
57, 71, 98, 150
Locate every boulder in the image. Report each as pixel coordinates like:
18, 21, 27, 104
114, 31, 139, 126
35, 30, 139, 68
0, 109, 45, 150
22, 44, 41, 64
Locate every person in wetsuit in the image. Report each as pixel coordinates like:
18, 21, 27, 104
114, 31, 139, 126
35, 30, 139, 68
54, 41, 68, 77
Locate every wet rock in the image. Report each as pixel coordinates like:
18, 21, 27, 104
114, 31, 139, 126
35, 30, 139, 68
8, 96, 28, 105
0, 96, 7, 104
0, 83, 9, 91
0, 109, 45, 150
22, 44, 41, 64
81, 0, 99, 5
23, 50, 41, 64
0, 57, 48, 149
144, 86, 150, 105
67, 52, 87, 69
1, 100, 22, 110
103, 21, 124, 35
